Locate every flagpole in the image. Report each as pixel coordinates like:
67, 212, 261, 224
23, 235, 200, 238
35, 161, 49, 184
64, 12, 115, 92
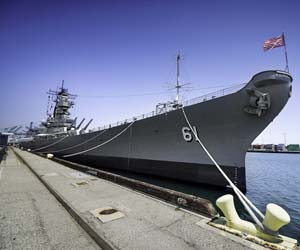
282, 32, 289, 72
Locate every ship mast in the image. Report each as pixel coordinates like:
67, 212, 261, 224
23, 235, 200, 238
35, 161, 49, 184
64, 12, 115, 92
156, 53, 188, 114
175, 54, 181, 103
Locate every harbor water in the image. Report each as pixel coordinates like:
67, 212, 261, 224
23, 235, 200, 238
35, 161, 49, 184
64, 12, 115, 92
108, 152, 300, 240
245, 152, 300, 240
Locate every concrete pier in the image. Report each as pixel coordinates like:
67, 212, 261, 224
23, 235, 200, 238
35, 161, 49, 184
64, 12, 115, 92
1, 148, 270, 250
0, 148, 101, 250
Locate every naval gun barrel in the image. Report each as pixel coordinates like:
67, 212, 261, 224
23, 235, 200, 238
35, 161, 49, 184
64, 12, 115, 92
80, 119, 93, 133
76, 118, 85, 130
69, 117, 77, 129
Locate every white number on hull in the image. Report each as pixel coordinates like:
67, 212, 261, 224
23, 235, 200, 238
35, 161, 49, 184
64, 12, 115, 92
182, 126, 198, 142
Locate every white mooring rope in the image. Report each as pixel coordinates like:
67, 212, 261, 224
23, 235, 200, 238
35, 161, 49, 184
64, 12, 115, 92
32, 135, 69, 152
43, 129, 107, 153
63, 120, 136, 158
181, 106, 265, 230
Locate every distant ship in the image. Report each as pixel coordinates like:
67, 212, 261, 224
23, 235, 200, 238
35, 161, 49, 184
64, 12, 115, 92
18, 55, 293, 191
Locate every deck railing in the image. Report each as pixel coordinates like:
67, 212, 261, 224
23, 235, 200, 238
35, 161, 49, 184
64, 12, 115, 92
89, 83, 246, 133
182, 83, 245, 107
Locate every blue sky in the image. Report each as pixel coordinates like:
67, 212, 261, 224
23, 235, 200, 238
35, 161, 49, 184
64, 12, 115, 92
0, 0, 299, 144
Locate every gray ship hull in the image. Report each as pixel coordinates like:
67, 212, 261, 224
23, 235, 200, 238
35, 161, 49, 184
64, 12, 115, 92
0, 134, 8, 163
19, 71, 292, 191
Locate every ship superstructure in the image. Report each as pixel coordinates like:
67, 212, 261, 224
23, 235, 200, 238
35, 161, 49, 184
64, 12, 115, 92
40, 81, 78, 136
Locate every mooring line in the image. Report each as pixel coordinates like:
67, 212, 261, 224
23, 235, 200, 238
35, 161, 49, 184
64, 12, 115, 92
43, 129, 107, 154
181, 106, 265, 230
32, 135, 69, 152
63, 121, 136, 158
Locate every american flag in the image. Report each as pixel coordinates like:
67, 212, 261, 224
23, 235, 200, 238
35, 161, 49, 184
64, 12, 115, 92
263, 34, 285, 51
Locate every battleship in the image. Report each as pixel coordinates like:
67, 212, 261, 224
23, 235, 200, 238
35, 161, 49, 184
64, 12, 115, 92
17, 56, 293, 191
